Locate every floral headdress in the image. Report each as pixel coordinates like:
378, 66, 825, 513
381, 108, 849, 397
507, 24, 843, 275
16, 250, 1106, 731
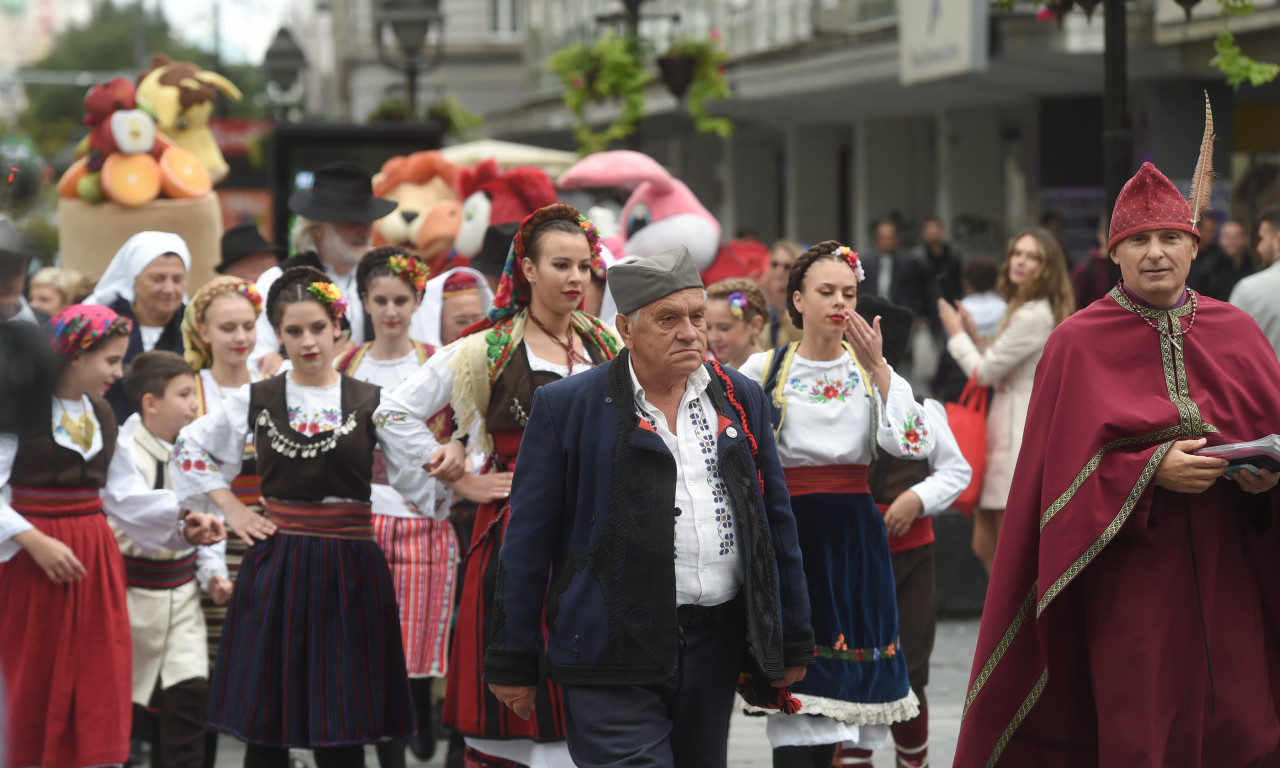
50, 304, 131, 360
484, 202, 603, 328
308, 281, 348, 321
835, 245, 865, 283
181, 277, 263, 371
388, 254, 429, 293
726, 291, 749, 319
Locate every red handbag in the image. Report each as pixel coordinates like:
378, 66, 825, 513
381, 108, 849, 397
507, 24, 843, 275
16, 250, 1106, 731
946, 373, 989, 517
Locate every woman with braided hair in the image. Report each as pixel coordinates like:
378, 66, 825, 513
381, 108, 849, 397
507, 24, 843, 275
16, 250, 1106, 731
705, 277, 766, 368
377, 203, 621, 768
180, 275, 271, 767
337, 246, 460, 764
174, 266, 413, 768
739, 240, 936, 768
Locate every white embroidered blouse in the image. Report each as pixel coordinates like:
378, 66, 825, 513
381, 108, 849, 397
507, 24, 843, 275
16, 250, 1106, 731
173, 376, 389, 514
350, 349, 450, 520
737, 351, 935, 466
0, 395, 187, 563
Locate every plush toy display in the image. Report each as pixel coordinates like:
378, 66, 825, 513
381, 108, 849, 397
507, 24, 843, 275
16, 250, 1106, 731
371, 151, 463, 276
453, 158, 557, 258
556, 149, 721, 272
136, 54, 243, 184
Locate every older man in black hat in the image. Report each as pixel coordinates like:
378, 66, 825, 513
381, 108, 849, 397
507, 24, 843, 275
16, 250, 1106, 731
216, 223, 285, 283
250, 161, 397, 373
484, 245, 814, 768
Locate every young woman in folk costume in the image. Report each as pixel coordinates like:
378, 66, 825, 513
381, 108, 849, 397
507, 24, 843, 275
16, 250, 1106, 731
179, 276, 271, 768
336, 247, 461, 764
173, 266, 414, 768
738, 242, 935, 768
377, 203, 621, 768
0, 304, 222, 768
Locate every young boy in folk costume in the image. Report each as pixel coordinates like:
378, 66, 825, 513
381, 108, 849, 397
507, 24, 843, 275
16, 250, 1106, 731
179, 275, 269, 767
115, 351, 209, 768
0, 304, 223, 768
377, 203, 621, 768
174, 266, 413, 768
338, 247, 461, 764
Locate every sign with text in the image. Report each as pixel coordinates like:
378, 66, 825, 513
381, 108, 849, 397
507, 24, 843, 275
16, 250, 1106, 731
898, 0, 988, 86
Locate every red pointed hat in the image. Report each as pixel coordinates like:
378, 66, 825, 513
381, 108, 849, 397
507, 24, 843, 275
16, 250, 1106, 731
1108, 162, 1199, 251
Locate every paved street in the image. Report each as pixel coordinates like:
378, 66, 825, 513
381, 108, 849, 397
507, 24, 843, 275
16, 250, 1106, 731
214, 617, 981, 768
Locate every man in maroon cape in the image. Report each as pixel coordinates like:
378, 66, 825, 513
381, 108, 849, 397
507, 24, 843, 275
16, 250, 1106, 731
954, 161, 1280, 767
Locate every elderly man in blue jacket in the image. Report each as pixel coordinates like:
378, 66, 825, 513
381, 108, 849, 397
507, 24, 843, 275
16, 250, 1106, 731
484, 245, 814, 767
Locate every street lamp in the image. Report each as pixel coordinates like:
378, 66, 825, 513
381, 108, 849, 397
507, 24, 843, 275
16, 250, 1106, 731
375, 0, 445, 119
263, 27, 308, 121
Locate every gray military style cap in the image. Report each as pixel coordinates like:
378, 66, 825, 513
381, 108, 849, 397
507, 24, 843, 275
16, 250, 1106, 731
608, 245, 704, 316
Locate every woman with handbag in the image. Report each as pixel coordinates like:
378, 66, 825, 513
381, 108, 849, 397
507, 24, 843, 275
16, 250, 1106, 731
937, 227, 1073, 573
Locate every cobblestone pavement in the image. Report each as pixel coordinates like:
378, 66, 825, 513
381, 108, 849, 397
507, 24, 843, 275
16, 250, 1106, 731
215, 617, 981, 768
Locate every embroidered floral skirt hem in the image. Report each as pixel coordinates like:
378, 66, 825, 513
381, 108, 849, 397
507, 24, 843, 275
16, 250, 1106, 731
373, 513, 459, 678
444, 436, 566, 744
207, 527, 414, 747
778, 487, 918, 740
0, 501, 132, 768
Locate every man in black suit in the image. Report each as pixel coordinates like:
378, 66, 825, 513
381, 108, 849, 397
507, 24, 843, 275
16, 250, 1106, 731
861, 220, 920, 315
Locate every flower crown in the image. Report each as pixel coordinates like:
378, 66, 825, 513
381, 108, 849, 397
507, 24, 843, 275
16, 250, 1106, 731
726, 291, 749, 319
307, 281, 348, 320
579, 215, 608, 280
238, 281, 264, 314
835, 245, 865, 283
387, 254, 428, 292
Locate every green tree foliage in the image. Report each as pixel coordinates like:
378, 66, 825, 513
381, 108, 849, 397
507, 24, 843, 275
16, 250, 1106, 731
18, 0, 265, 158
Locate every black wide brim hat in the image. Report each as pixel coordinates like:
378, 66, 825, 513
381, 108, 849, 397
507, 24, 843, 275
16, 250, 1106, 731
287, 161, 398, 223
217, 223, 287, 273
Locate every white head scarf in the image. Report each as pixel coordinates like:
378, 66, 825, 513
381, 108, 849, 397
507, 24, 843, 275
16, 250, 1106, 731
86, 231, 192, 307
410, 266, 495, 347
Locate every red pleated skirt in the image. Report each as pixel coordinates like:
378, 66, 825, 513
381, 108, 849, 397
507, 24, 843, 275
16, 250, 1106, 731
443, 430, 566, 743
0, 487, 132, 768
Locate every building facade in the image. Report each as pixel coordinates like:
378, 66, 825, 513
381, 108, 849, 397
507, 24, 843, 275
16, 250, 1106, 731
484, 0, 1280, 261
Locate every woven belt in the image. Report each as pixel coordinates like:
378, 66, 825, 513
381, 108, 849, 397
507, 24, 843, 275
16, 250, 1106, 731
123, 551, 198, 590
9, 486, 103, 518
231, 474, 261, 507
783, 464, 870, 496
263, 499, 374, 541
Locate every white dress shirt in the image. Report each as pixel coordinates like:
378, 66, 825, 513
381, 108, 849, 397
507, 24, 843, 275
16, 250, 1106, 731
911, 399, 972, 516
629, 360, 742, 607
1230, 259, 1280, 361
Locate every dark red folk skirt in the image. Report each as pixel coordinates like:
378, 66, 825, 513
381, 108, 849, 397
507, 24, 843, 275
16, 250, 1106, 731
442, 429, 566, 743
0, 486, 132, 768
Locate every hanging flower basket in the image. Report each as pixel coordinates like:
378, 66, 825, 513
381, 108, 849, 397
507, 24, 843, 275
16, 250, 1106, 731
548, 32, 649, 155
663, 34, 733, 138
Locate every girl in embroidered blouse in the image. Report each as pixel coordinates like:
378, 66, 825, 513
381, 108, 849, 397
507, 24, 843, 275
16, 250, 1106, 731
705, 277, 766, 368
180, 276, 273, 765
0, 304, 222, 768
738, 241, 935, 768
336, 247, 459, 764
376, 203, 621, 768
173, 266, 413, 768
937, 228, 1072, 574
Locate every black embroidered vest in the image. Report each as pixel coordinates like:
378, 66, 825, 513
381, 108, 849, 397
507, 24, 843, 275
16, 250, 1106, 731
13, 395, 117, 488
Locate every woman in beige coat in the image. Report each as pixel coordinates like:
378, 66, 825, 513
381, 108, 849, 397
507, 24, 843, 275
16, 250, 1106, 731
938, 228, 1073, 573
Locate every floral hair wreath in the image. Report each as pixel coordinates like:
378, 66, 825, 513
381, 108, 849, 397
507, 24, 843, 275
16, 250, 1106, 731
387, 254, 429, 293
239, 281, 264, 314
834, 245, 865, 283
726, 291, 749, 319
489, 204, 603, 325
307, 281, 348, 321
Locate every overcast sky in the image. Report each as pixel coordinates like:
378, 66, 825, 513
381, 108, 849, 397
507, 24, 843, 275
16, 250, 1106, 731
157, 0, 291, 66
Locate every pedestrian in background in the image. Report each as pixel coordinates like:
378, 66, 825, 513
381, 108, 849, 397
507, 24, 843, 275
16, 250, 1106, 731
758, 239, 804, 350
938, 228, 1073, 574
1196, 218, 1255, 300
706, 277, 766, 368
1229, 206, 1280, 359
